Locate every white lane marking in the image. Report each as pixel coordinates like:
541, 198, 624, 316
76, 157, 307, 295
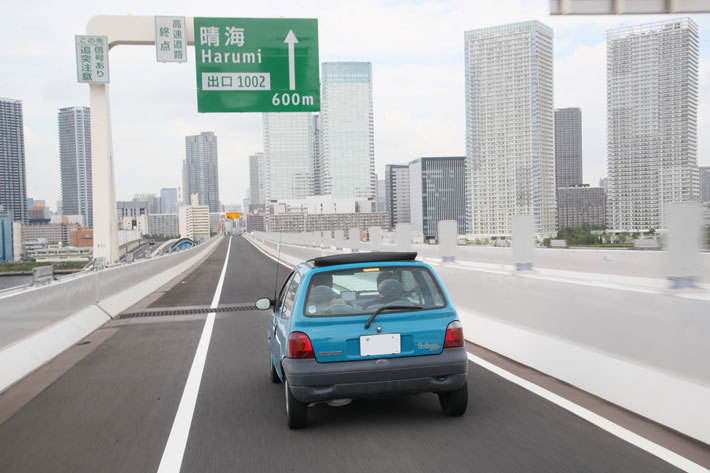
157, 237, 232, 473
245, 236, 295, 270
466, 352, 708, 473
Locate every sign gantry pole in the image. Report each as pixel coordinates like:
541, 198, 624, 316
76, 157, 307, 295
83, 15, 319, 263
85, 16, 195, 264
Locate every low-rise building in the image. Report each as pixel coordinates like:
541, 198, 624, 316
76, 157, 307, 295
32, 244, 92, 263
178, 194, 210, 241
266, 212, 389, 234
21, 223, 79, 245
0, 211, 12, 262
70, 228, 93, 247
147, 213, 179, 237
557, 185, 606, 229
246, 213, 266, 232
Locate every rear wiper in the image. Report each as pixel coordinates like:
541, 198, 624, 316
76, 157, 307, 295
365, 304, 424, 329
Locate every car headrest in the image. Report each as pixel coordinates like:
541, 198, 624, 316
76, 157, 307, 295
378, 279, 403, 300
310, 285, 335, 304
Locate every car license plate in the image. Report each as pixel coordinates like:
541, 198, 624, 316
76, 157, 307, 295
360, 333, 401, 356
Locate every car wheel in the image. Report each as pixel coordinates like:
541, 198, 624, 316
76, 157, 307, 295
269, 358, 281, 384
285, 379, 308, 429
438, 381, 468, 416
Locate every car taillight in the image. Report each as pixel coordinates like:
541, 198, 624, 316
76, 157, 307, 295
444, 321, 464, 348
287, 332, 315, 359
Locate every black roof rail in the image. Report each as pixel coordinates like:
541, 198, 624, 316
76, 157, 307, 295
308, 252, 418, 267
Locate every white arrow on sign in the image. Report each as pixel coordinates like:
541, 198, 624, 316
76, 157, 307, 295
284, 29, 299, 91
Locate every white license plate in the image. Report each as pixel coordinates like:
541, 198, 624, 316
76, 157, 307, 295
360, 333, 401, 357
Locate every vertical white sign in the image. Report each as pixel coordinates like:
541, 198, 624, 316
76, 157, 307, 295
155, 16, 187, 63
75, 36, 109, 83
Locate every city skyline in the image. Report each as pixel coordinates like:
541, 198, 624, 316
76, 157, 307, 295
6, 3, 709, 210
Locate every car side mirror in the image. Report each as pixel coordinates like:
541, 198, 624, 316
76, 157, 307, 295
255, 297, 272, 310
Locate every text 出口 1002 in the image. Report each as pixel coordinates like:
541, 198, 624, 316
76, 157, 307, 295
201, 72, 271, 91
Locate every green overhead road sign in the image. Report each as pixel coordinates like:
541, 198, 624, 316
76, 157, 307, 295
194, 17, 320, 113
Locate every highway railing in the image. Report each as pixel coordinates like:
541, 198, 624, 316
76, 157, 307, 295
0, 235, 223, 394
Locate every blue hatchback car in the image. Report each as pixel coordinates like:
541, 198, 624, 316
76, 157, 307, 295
256, 252, 468, 428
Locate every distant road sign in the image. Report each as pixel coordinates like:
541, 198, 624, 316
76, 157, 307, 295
226, 212, 241, 219
194, 17, 319, 113
75, 35, 109, 83
155, 16, 187, 63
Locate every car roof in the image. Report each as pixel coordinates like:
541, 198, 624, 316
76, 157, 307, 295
307, 252, 418, 267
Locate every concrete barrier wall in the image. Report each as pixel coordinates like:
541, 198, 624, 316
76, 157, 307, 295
0, 236, 222, 393
245, 233, 710, 443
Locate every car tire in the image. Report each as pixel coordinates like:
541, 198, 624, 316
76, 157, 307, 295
285, 379, 308, 429
270, 358, 281, 384
438, 381, 468, 417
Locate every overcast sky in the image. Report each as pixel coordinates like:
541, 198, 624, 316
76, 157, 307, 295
2, 0, 709, 211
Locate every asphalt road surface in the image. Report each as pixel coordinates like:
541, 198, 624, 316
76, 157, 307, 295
0, 236, 693, 472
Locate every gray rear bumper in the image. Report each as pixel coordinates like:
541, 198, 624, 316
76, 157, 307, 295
282, 347, 468, 403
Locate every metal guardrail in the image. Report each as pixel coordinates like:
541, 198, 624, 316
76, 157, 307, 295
31, 266, 54, 286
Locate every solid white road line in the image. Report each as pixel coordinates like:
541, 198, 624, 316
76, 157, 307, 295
156, 236, 232, 473
467, 352, 708, 473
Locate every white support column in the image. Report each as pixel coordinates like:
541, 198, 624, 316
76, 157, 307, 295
396, 223, 411, 251
86, 15, 196, 264
349, 227, 360, 253
512, 215, 535, 271
90, 84, 119, 265
438, 220, 457, 262
368, 226, 382, 252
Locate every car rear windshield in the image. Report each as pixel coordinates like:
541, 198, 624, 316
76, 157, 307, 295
304, 266, 446, 317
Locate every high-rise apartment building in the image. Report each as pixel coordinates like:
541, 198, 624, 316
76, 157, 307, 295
183, 132, 220, 212
700, 167, 710, 204
59, 106, 92, 228
263, 113, 314, 201
464, 21, 556, 237
249, 152, 265, 206
607, 18, 699, 231
409, 157, 467, 238
319, 62, 375, 199
312, 114, 321, 196
160, 188, 178, 213
0, 98, 28, 223
385, 164, 411, 229
554, 108, 583, 188
557, 185, 607, 229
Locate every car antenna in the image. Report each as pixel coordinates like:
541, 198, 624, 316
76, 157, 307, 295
272, 231, 283, 303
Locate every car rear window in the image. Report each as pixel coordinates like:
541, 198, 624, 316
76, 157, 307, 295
304, 266, 446, 317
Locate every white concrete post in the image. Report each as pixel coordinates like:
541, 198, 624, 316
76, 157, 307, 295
666, 202, 702, 288
349, 227, 360, 252
396, 223, 411, 251
438, 220, 457, 262
368, 226, 382, 252
512, 215, 535, 271
86, 15, 197, 264
334, 230, 344, 251
89, 84, 119, 265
